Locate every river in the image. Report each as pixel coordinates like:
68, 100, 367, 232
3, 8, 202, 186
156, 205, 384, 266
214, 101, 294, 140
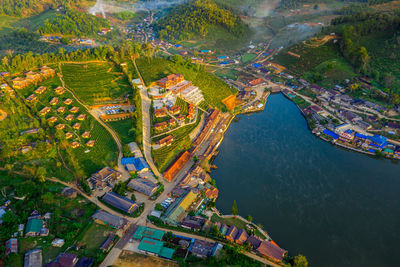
212, 94, 400, 266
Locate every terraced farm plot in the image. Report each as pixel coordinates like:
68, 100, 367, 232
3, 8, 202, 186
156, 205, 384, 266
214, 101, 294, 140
108, 119, 136, 145
152, 111, 202, 172
61, 62, 131, 104
20, 76, 118, 175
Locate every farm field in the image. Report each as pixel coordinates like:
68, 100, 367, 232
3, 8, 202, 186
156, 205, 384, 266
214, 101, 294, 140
16, 75, 118, 176
152, 111, 202, 172
79, 222, 117, 251
61, 62, 131, 105
108, 119, 136, 145
136, 57, 236, 110
241, 53, 257, 64
272, 40, 343, 75
214, 68, 238, 80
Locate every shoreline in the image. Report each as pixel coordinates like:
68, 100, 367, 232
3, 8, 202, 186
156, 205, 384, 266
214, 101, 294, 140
280, 91, 399, 160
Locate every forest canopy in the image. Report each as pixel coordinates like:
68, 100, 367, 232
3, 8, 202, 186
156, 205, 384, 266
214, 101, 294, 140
154, 0, 248, 41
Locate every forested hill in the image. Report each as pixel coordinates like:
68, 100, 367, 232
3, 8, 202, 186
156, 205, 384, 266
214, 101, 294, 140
154, 0, 248, 41
326, 8, 400, 101
0, 0, 92, 17
278, 0, 392, 10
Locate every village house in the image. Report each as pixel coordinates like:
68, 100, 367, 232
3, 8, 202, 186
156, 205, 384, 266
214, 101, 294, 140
100, 113, 132, 122
25, 218, 43, 237
163, 151, 191, 182
63, 98, 73, 105
102, 192, 138, 214
88, 167, 122, 190
52, 238, 65, 248
39, 66, 56, 78
225, 225, 238, 242
49, 97, 59, 106
55, 124, 66, 130
65, 132, 74, 139
157, 135, 174, 147
246, 235, 262, 249
154, 108, 167, 118
154, 121, 168, 131
257, 240, 287, 262
234, 229, 248, 245
24, 248, 42, 267
65, 114, 74, 121
11, 77, 29, 89
176, 115, 185, 122
72, 123, 81, 130
26, 94, 38, 103
34, 86, 46, 95
190, 239, 217, 258
57, 106, 66, 113
86, 140, 95, 147
25, 71, 42, 83
92, 210, 128, 230
54, 86, 66, 95
82, 131, 91, 139
187, 104, 195, 120
128, 142, 143, 158
168, 105, 181, 115
77, 114, 86, 121
70, 107, 80, 113
162, 190, 198, 225
128, 178, 159, 196
121, 157, 150, 173
179, 85, 204, 105
71, 141, 80, 148
181, 216, 205, 231
48, 116, 58, 123
157, 74, 184, 89
39, 107, 51, 116
168, 119, 177, 127
5, 238, 17, 255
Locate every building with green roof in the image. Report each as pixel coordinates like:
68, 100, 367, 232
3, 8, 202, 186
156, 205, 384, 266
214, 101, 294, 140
133, 226, 165, 240
25, 218, 43, 237
138, 237, 175, 259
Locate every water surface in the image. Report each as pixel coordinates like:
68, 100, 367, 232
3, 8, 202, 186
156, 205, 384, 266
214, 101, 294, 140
213, 94, 400, 266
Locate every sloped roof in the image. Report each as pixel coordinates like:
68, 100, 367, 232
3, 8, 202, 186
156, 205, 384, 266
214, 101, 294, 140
257, 240, 287, 262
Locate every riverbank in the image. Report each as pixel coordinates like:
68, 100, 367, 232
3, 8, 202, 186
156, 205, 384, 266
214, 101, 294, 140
280, 90, 400, 160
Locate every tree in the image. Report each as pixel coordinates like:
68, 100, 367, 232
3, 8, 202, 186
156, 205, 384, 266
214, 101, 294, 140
163, 231, 175, 242
246, 215, 253, 222
130, 193, 136, 201
293, 254, 308, 267
210, 225, 220, 236
231, 200, 238, 215
155, 203, 164, 211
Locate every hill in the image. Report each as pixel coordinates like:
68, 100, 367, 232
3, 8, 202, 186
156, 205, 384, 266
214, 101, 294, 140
0, 0, 94, 17
154, 0, 248, 42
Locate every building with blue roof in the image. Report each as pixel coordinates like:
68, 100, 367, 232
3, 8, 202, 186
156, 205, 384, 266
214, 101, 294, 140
323, 129, 339, 140
355, 133, 368, 140
218, 56, 227, 60
253, 63, 261, 68
121, 157, 150, 173
367, 135, 388, 148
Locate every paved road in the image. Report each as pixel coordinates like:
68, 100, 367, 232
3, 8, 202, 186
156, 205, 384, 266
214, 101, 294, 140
133, 59, 163, 178
100, 224, 140, 267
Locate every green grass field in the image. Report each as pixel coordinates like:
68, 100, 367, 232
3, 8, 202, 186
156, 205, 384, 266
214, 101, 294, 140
80, 222, 117, 250
61, 62, 131, 105
241, 53, 257, 64
214, 68, 238, 80
273, 40, 343, 75
136, 57, 236, 110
